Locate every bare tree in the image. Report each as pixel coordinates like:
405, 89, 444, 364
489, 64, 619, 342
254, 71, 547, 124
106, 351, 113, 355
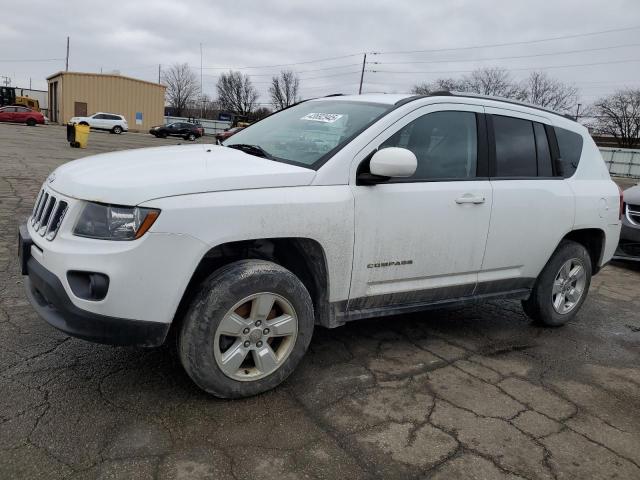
462, 67, 525, 99
269, 70, 300, 110
412, 68, 523, 99
412, 78, 465, 95
216, 71, 258, 116
591, 89, 640, 148
521, 71, 578, 112
248, 107, 273, 122
162, 63, 199, 117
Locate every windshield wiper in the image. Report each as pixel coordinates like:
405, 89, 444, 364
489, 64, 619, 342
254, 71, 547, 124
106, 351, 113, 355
226, 144, 273, 159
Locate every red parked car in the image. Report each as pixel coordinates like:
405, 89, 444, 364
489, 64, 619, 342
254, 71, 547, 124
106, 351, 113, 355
0, 106, 45, 126
215, 126, 244, 143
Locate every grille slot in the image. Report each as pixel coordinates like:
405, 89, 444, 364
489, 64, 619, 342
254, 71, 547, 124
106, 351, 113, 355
30, 188, 67, 240
32, 192, 49, 229
627, 204, 640, 226
45, 201, 68, 240
38, 196, 56, 235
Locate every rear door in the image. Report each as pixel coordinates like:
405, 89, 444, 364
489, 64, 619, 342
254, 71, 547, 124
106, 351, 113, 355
479, 108, 574, 293
15, 107, 30, 122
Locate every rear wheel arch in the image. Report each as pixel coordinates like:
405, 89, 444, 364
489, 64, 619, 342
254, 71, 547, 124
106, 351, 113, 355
171, 237, 331, 335
561, 228, 605, 273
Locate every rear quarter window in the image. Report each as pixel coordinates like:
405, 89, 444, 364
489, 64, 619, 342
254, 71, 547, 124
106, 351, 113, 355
554, 127, 583, 178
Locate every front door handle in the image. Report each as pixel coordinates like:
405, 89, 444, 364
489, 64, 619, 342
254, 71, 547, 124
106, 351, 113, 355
455, 195, 486, 205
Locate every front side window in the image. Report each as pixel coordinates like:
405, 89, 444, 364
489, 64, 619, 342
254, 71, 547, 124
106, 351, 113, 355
225, 100, 391, 168
380, 111, 478, 180
493, 115, 537, 177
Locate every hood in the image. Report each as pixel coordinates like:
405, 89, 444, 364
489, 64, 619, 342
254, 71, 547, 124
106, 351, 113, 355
49, 144, 316, 205
624, 184, 640, 204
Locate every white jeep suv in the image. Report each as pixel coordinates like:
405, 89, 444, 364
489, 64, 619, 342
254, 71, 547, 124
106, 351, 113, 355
19, 93, 622, 398
69, 112, 128, 134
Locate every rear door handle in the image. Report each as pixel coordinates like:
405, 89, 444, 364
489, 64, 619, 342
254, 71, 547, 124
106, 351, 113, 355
455, 195, 486, 205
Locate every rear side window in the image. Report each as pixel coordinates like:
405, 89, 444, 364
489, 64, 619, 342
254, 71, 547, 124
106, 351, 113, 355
380, 111, 478, 180
555, 127, 583, 177
493, 115, 537, 177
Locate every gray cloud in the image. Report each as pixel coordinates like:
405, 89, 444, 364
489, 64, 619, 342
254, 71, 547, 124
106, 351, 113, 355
4, 0, 640, 106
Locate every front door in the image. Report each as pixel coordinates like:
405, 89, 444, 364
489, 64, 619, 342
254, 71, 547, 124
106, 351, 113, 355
349, 104, 492, 313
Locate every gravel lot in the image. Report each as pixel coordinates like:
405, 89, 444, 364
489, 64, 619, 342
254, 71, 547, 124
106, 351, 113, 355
1, 123, 640, 480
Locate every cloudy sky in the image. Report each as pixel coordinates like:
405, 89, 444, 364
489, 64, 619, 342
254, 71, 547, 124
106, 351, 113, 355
3, 0, 640, 107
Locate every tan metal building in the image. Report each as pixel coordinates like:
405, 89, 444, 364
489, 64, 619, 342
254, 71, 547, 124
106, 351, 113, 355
46, 71, 166, 131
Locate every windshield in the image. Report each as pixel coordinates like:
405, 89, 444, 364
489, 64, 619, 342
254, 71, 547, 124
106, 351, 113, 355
224, 100, 391, 168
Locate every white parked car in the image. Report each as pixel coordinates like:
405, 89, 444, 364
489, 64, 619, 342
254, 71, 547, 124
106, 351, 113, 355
19, 93, 621, 398
69, 112, 128, 134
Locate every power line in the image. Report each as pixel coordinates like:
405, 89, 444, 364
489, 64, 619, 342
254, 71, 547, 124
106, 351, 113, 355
0, 58, 64, 63
370, 25, 640, 56
196, 63, 362, 78
199, 52, 363, 70
373, 42, 640, 66
368, 58, 640, 75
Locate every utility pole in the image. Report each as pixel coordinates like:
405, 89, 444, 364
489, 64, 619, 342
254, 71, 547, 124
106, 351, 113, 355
358, 53, 367, 95
158, 64, 161, 84
575, 103, 582, 121
199, 43, 203, 119
29, 77, 32, 89
65, 36, 70, 71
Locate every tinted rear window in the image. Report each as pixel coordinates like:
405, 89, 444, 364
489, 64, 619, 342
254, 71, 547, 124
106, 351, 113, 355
555, 127, 583, 177
493, 115, 537, 177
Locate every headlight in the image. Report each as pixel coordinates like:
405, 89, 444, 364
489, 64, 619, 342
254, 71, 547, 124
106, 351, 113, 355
73, 202, 160, 241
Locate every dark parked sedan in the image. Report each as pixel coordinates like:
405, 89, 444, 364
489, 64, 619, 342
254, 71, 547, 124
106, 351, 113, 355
615, 183, 640, 261
150, 122, 204, 141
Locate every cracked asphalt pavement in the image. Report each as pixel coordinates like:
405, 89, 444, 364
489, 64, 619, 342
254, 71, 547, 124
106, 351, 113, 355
1, 123, 640, 479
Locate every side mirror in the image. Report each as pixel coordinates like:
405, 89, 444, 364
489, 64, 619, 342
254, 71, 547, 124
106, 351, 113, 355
358, 148, 417, 185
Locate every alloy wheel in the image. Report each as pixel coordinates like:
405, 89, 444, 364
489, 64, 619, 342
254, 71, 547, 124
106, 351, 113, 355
213, 293, 298, 381
552, 258, 587, 314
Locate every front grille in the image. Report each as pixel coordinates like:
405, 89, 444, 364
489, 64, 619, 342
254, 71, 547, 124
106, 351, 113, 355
627, 204, 640, 226
30, 188, 68, 240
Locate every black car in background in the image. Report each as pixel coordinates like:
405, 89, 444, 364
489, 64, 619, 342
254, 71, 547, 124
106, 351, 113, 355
150, 122, 204, 141
615, 184, 640, 261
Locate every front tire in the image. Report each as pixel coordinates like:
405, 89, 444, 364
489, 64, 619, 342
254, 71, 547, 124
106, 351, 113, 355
185, 133, 197, 141
522, 240, 592, 327
178, 260, 314, 398
26, 118, 36, 126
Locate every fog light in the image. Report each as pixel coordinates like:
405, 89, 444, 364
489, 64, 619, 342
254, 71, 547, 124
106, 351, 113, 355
67, 271, 109, 301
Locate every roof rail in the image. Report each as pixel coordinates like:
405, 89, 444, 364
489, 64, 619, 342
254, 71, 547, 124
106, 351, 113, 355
324, 93, 345, 97
394, 91, 576, 122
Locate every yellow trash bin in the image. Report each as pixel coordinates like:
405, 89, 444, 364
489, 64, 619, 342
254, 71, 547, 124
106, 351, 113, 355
74, 124, 90, 148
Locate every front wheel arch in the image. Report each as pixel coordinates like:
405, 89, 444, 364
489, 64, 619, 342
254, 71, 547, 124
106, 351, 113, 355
170, 237, 331, 340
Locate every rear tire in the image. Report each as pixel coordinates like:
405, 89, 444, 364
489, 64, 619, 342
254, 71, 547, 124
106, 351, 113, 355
26, 118, 36, 126
185, 133, 196, 141
522, 240, 592, 327
178, 260, 314, 398
112, 125, 123, 134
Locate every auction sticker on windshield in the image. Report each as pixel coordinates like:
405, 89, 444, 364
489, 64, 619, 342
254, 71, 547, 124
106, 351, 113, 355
301, 113, 344, 123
